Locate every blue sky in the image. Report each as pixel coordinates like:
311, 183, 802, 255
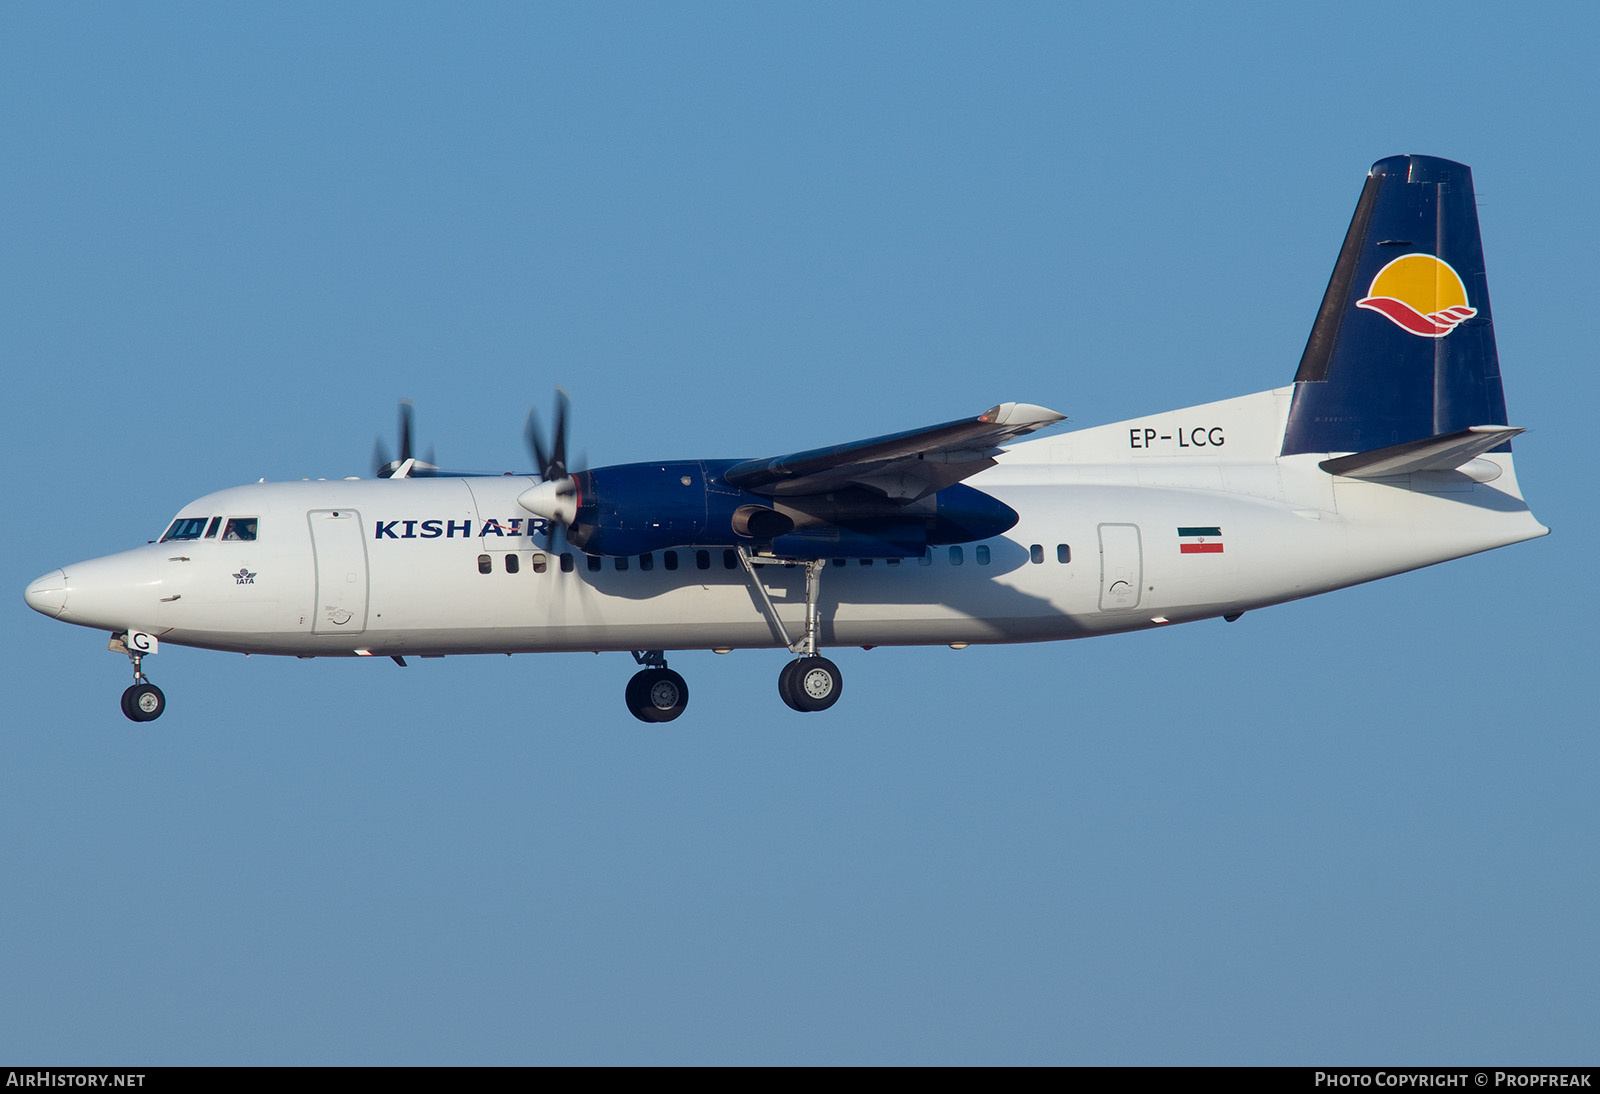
3, 2, 1594, 1064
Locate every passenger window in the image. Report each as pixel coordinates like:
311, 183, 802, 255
887, 557, 901, 566
723, 549, 738, 570
918, 549, 932, 567
1057, 544, 1071, 564
638, 553, 654, 572
204, 517, 221, 539
832, 558, 846, 567
587, 555, 602, 573
222, 517, 258, 541
975, 545, 990, 565
478, 554, 492, 574
560, 553, 575, 573
859, 558, 872, 566
160, 517, 208, 542
615, 557, 629, 572
949, 546, 964, 566
1030, 544, 1044, 564
664, 550, 679, 571
531, 553, 548, 574
505, 554, 520, 574
696, 550, 711, 571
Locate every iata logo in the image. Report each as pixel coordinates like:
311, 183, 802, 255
1356, 253, 1477, 338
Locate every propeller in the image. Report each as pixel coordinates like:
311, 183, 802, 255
372, 400, 437, 478
520, 388, 582, 545
525, 387, 571, 481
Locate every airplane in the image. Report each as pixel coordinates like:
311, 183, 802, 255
23, 154, 1548, 724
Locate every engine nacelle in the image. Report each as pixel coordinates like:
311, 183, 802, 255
770, 522, 929, 559
545, 459, 1018, 558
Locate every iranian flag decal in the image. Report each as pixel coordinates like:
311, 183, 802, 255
1178, 526, 1223, 554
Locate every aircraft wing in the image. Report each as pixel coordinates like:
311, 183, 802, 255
722, 402, 1065, 500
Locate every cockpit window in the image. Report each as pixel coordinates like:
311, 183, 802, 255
204, 517, 221, 538
221, 517, 258, 541
160, 517, 209, 542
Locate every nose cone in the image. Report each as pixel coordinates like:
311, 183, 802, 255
25, 569, 68, 618
25, 549, 177, 632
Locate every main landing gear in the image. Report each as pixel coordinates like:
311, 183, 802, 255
119, 645, 165, 723
736, 550, 844, 713
739, 550, 845, 715
621, 550, 850, 721
778, 655, 842, 712
625, 650, 689, 723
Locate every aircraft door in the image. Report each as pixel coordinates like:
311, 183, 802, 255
309, 509, 369, 634
1097, 523, 1143, 611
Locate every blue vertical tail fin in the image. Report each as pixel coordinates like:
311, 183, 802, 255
1281, 155, 1509, 457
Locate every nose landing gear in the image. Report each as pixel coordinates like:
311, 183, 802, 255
121, 680, 166, 722
119, 648, 166, 722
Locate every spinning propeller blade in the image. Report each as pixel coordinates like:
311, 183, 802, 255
373, 400, 440, 478
521, 388, 581, 547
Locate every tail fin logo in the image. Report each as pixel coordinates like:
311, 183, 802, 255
1356, 253, 1478, 338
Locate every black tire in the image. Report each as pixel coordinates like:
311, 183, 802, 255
785, 656, 843, 713
122, 682, 165, 722
625, 668, 688, 723
777, 660, 804, 712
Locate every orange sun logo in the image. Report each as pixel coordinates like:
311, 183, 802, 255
1356, 253, 1477, 338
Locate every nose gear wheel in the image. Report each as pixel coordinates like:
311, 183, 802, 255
119, 646, 166, 722
121, 682, 166, 722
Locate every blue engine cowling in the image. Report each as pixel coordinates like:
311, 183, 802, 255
559, 459, 1017, 558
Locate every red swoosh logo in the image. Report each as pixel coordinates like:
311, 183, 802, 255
1357, 296, 1478, 337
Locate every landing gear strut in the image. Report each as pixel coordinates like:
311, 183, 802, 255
625, 650, 688, 723
735, 550, 846, 714
120, 649, 165, 723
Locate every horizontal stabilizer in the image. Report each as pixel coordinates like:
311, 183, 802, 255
1319, 425, 1524, 478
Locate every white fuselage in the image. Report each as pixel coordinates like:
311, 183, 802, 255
27, 389, 1547, 660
